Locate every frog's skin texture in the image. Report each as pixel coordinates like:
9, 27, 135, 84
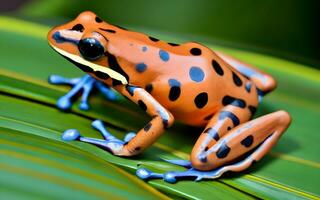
48, 11, 291, 183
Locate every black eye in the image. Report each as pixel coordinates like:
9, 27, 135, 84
78, 38, 104, 60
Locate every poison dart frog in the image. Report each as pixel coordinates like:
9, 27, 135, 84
47, 11, 291, 183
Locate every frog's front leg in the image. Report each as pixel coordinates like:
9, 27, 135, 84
62, 84, 174, 156
137, 108, 291, 183
48, 74, 118, 110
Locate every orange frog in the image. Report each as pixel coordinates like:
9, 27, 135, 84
48, 11, 291, 183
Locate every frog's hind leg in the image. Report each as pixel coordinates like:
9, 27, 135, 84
138, 110, 291, 183
48, 74, 117, 110
216, 51, 277, 95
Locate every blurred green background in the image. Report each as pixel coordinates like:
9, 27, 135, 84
1, 1, 320, 199
1, 0, 319, 69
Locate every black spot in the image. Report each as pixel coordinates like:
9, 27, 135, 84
94, 71, 110, 79
204, 146, 209, 151
149, 36, 159, 42
222, 95, 246, 108
190, 47, 202, 56
212, 60, 224, 76
145, 84, 153, 93
189, 66, 205, 82
143, 123, 152, 132
106, 52, 129, 82
232, 71, 243, 87
138, 100, 147, 111
125, 85, 138, 96
216, 142, 231, 158
194, 92, 208, 108
245, 82, 252, 93
112, 79, 122, 86
99, 28, 116, 33
95, 17, 103, 23
204, 113, 214, 120
134, 147, 141, 151
227, 126, 231, 131
168, 42, 179, 46
71, 24, 84, 32
168, 79, 181, 101
219, 111, 240, 126
248, 105, 257, 116
241, 135, 254, 147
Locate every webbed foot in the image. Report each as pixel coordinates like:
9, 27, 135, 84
61, 120, 136, 154
49, 74, 118, 111
136, 165, 226, 183
137, 156, 255, 183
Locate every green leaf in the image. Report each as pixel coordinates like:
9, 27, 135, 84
1, 16, 319, 199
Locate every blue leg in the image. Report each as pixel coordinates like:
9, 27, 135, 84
137, 133, 275, 183
61, 120, 136, 154
48, 74, 118, 111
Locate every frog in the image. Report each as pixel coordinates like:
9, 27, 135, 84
47, 11, 291, 183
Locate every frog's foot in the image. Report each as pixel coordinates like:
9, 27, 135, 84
137, 156, 255, 183
61, 119, 136, 154
48, 74, 118, 111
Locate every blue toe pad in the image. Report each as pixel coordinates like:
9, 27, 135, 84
62, 129, 81, 141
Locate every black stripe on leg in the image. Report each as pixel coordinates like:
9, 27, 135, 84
219, 111, 240, 126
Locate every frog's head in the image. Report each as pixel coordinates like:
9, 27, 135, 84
48, 11, 127, 84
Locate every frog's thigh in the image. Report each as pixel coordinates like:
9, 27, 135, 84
191, 110, 291, 171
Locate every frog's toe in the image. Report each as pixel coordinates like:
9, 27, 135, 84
79, 101, 90, 110
62, 129, 81, 141
57, 96, 73, 111
48, 74, 81, 85
136, 168, 163, 180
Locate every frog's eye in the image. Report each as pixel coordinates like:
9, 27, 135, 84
78, 38, 104, 61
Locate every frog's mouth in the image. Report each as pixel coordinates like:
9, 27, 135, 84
51, 45, 128, 85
